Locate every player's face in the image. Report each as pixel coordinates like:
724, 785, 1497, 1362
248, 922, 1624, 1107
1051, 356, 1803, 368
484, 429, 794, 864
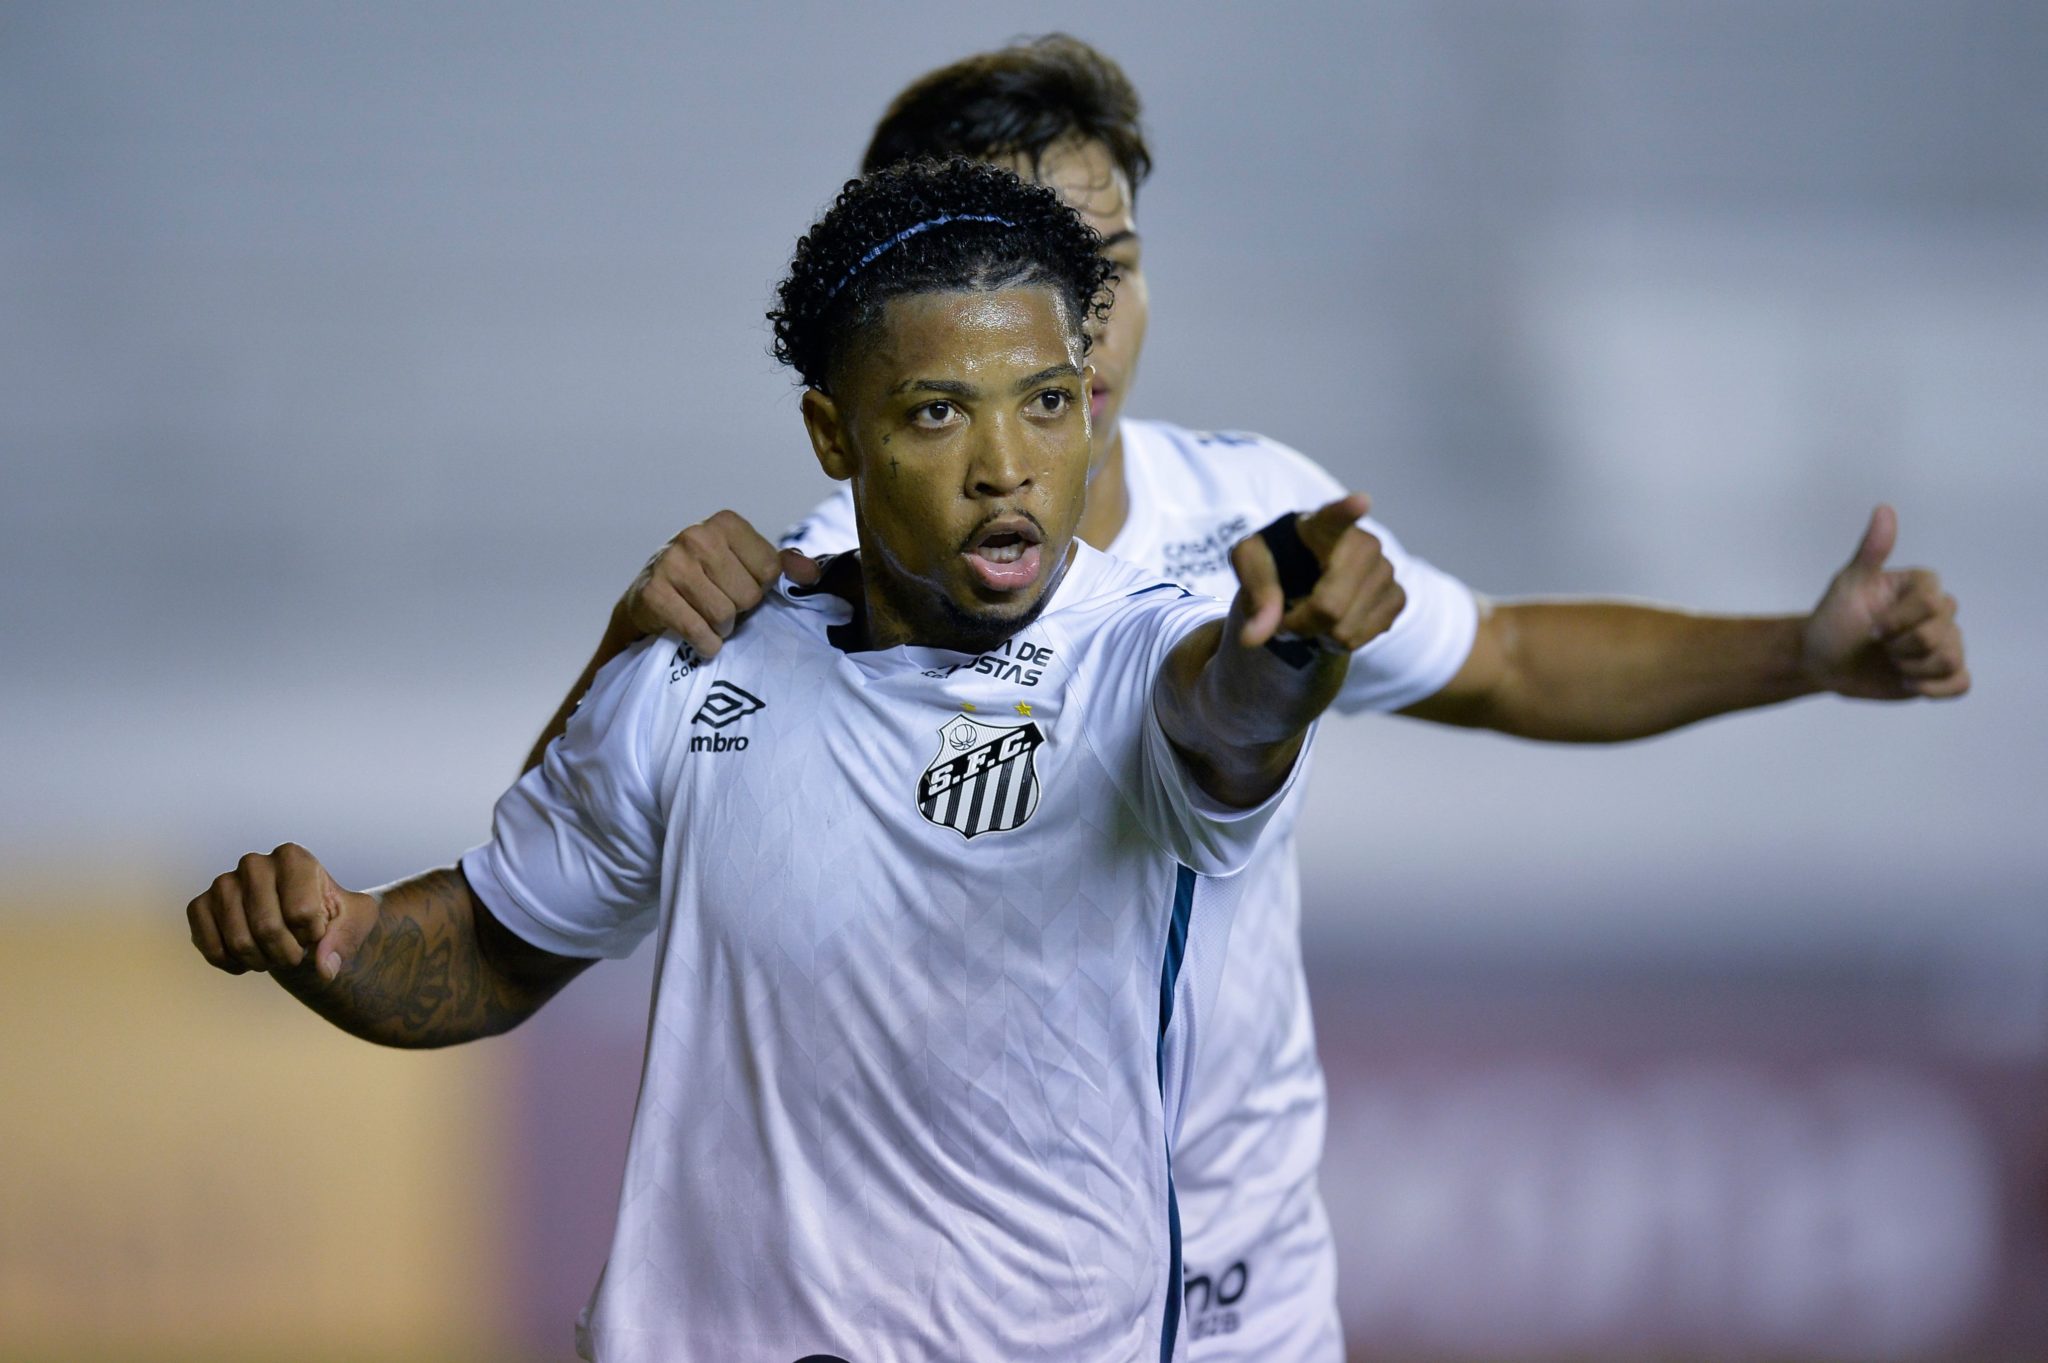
802, 286, 1094, 649
993, 138, 1146, 480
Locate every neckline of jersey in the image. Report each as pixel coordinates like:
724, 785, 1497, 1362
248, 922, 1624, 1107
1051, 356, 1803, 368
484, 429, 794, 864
793, 542, 1112, 679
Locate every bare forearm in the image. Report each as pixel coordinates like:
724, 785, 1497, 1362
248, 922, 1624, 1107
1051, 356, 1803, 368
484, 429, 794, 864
274, 867, 576, 1048
1409, 600, 1816, 742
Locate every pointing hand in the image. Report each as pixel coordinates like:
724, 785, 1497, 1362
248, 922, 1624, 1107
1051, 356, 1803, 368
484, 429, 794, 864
1229, 493, 1405, 654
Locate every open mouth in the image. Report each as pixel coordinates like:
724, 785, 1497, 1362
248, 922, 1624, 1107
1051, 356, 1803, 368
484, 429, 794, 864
1089, 384, 1110, 423
963, 517, 1045, 593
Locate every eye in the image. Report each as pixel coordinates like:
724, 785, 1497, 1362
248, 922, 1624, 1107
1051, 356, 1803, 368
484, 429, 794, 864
911, 400, 959, 428
1031, 389, 1071, 416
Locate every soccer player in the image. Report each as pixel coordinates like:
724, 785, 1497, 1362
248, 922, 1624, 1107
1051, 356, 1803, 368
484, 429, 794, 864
525, 36, 1973, 1362
185, 158, 1403, 1362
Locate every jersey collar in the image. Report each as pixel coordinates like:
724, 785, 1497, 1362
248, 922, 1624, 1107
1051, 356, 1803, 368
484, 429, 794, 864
792, 544, 1105, 677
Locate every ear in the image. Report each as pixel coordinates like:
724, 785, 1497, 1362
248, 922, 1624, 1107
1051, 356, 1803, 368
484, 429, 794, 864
800, 388, 856, 482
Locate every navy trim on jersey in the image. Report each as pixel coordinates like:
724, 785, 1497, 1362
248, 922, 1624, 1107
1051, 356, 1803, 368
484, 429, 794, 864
1154, 865, 1195, 1085
1163, 1181, 1184, 1363
1127, 582, 1193, 600
1155, 864, 1196, 1362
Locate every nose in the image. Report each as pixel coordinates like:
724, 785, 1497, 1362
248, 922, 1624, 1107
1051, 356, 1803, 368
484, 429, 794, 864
966, 415, 1032, 499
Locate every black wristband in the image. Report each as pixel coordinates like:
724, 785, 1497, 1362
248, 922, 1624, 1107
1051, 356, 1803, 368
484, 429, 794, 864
1255, 513, 1323, 669
1256, 512, 1322, 601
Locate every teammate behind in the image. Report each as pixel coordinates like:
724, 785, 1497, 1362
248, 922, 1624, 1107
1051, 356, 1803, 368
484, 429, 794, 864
523, 36, 1973, 1361
185, 158, 1402, 1361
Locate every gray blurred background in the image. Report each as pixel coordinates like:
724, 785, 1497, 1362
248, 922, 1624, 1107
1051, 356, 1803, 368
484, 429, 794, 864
3, 2, 2044, 1359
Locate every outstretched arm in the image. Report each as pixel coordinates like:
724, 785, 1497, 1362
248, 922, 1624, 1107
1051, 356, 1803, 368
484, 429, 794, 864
1401, 504, 1969, 741
186, 845, 593, 1048
1155, 494, 1402, 806
523, 511, 820, 773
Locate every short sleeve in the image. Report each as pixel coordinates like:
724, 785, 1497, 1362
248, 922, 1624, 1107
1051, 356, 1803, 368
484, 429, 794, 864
1331, 516, 1480, 714
460, 637, 676, 959
779, 486, 858, 556
1074, 585, 1306, 877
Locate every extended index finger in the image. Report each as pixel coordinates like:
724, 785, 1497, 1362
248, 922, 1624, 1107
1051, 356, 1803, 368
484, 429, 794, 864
1296, 493, 1374, 558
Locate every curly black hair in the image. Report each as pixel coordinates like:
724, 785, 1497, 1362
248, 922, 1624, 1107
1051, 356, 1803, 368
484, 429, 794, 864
862, 35, 1152, 205
770, 157, 1117, 392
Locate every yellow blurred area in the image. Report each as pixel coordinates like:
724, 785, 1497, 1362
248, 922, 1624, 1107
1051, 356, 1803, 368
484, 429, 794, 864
0, 880, 514, 1363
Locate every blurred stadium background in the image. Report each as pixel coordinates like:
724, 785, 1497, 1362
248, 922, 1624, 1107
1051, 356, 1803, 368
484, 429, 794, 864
3, 2, 2044, 1359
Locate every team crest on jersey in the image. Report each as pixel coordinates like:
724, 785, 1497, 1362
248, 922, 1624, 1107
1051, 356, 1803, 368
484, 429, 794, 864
917, 713, 1045, 839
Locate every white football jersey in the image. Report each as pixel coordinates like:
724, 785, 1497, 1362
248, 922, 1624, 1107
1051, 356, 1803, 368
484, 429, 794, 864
786, 418, 1479, 1361
464, 542, 1305, 1363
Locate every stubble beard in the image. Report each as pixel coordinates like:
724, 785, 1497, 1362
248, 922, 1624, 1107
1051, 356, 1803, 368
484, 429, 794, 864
930, 585, 1056, 657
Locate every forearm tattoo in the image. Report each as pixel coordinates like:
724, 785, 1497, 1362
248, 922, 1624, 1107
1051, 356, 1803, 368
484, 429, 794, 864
278, 867, 552, 1048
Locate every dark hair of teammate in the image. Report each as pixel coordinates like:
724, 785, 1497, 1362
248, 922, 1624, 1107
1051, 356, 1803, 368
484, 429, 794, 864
861, 34, 1152, 202
770, 157, 1117, 393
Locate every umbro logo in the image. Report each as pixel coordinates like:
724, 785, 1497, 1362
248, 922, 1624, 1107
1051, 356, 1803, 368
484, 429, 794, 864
690, 680, 764, 753
693, 680, 765, 729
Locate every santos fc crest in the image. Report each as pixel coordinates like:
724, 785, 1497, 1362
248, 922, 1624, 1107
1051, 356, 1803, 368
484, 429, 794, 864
917, 713, 1045, 839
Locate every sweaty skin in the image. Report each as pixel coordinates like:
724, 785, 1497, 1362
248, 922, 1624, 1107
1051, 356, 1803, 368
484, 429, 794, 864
797, 288, 1094, 656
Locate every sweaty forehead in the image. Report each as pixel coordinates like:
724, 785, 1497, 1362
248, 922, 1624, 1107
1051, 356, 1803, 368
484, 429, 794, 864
856, 287, 1079, 388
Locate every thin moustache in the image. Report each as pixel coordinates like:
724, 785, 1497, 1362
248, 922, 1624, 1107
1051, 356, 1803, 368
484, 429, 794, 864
958, 511, 1046, 555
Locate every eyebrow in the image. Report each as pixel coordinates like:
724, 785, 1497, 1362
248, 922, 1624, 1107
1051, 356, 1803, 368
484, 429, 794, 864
889, 377, 976, 397
1013, 363, 1082, 392
888, 363, 1082, 399
1098, 230, 1139, 251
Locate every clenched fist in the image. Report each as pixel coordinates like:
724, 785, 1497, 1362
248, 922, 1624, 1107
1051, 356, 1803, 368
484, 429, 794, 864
186, 843, 378, 981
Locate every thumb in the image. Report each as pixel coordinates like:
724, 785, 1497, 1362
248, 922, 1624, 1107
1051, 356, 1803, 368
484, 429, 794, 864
314, 889, 380, 983
780, 548, 823, 586
1296, 492, 1374, 559
1230, 533, 1286, 648
1847, 504, 1896, 574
